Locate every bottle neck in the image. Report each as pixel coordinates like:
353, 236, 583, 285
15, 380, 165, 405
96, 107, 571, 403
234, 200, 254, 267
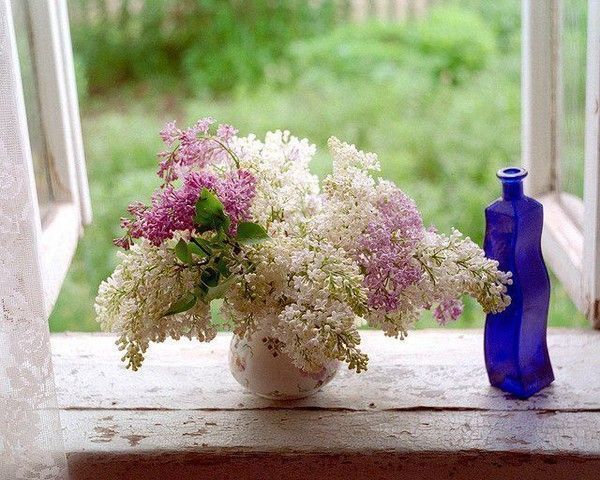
502, 181, 524, 200
497, 167, 527, 200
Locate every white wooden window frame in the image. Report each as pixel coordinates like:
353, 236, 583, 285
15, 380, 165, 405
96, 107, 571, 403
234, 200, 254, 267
4, 0, 90, 316
523, 0, 600, 327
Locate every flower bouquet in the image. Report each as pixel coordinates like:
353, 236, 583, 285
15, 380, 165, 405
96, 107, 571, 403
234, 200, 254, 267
96, 117, 511, 399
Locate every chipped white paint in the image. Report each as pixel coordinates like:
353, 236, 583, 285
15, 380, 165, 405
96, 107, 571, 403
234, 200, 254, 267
53, 330, 600, 479
53, 330, 600, 411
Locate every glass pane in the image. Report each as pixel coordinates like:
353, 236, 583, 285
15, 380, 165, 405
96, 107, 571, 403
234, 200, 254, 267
560, 0, 587, 198
10, 0, 54, 219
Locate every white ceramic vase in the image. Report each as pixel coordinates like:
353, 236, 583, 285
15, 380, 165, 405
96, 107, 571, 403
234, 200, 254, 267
228, 327, 339, 400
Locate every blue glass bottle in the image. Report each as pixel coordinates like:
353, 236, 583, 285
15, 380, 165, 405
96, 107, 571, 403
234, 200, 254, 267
483, 167, 554, 399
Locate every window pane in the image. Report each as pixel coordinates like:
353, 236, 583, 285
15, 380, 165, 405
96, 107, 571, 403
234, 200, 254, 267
10, 0, 54, 220
560, 0, 587, 199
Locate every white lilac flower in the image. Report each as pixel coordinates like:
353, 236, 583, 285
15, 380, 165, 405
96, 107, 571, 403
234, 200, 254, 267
314, 137, 381, 251
95, 238, 215, 370
222, 235, 369, 372
231, 130, 320, 236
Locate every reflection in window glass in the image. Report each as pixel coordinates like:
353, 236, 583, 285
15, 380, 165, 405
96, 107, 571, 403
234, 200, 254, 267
10, 0, 54, 220
561, 0, 587, 199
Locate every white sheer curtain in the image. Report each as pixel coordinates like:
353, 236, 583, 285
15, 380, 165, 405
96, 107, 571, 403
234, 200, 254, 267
0, 0, 69, 477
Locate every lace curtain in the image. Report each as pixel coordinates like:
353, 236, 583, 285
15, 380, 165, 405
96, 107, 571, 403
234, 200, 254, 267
0, 0, 69, 477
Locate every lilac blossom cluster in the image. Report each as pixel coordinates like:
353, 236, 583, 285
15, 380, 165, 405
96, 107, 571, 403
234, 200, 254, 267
157, 118, 238, 182
116, 170, 256, 248
357, 190, 425, 312
97, 119, 512, 374
114, 118, 255, 249
317, 138, 511, 338
434, 298, 464, 325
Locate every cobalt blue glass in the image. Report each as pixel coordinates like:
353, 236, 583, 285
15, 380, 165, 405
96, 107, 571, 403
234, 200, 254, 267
483, 167, 554, 399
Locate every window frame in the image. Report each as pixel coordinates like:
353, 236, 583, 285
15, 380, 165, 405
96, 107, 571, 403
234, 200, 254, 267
523, 0, 600, 327
3, 0, 90, 317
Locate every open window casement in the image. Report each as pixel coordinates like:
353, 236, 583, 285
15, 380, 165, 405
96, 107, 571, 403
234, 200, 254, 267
1, 0, 91, 318
523, 0, 600, 327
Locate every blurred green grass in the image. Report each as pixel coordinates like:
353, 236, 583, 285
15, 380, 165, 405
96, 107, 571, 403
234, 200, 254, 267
49, 1, 587, 331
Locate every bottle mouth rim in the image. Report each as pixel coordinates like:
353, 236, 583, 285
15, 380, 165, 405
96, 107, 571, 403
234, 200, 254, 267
497, 167, 528, 180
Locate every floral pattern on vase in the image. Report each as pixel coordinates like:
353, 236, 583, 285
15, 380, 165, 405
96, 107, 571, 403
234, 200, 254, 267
229, 327, 339, 400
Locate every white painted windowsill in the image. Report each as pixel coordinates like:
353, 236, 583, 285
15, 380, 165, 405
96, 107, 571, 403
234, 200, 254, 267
53, 329, 600, 480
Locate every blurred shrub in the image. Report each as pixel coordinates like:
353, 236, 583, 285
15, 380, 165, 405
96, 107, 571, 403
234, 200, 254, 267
288, 5, 496, 85
68, 0, 337, 97
72, 53, 89, 104
69, 2, 498, 97
454, 0, 521, 53
410, 6, 496, 83
288, 23, 412, 84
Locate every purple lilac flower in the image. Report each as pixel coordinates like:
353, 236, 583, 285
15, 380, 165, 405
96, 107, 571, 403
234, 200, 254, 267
113, 235, 133, 250
115, 118, 254, 248
136, 187, 196, 245
216, 123, 238, 141
159, 121, 181, 146
357, 190, 425, 312
193, 117, 215, 134
115, 170, 257, 247
217, 170, 257, 234
157, 153, 177, 183
433, 298, 464, 325
157, 117, 237, 181
184, 171, 220, 194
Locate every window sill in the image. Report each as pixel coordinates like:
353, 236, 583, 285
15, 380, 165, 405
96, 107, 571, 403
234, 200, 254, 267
52, 329, 600, 479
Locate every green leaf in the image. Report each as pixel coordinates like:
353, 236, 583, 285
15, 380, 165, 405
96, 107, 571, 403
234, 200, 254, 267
165, 291, 197, 316
210, 230, 227, 244
205, 275, 237, 302
191, 237, 212, 255
216, 257, 230, 277
201, 267, 220, 288
194, 188, 229, 230
235, 222, 269, 245
221, 215, 231, 234
187, 240, 208, 258
174, 239, 193, 264
196, 188, 224, 216
195, 224, 214, 234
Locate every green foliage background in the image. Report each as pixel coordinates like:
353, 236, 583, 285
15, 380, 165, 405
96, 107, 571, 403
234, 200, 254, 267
49, 0, 588, 331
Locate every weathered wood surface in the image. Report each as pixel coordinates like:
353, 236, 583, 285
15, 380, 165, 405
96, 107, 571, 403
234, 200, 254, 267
53, 329, 600, 411
53, 330, 600, 479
